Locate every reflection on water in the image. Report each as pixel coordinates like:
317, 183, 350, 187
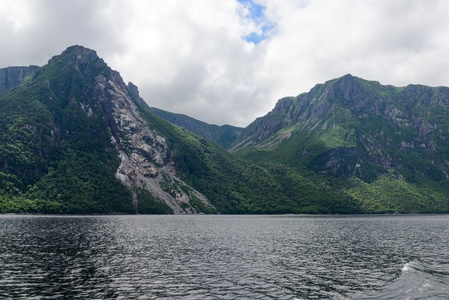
1, 214, 449, 299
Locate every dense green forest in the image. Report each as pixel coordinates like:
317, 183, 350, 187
236, 130, 449, 214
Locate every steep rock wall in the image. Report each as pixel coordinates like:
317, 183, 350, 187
94, 71, 214, 214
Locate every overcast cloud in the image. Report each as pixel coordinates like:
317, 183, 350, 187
1, 0, 449, 127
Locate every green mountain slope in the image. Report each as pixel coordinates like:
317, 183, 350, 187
233, 74, 449, 213
0, 46, 361, 214
135, 104, 360, 214
0, 47, 135, 213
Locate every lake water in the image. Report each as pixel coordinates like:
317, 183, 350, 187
1, 214, 448, 299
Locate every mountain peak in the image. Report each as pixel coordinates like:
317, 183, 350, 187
127, 81, 151, 109
48, 45, 104, 68
341, 73, 355, 80
333, 73, 362, 85
62, 45, 98, 58
332, 73, 384, 88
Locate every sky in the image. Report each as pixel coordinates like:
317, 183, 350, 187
1, 0, 449, 127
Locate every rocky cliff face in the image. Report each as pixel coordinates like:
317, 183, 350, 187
0, 65, 39, 94
94, 68, 213, 213
233, 74, 449, 181
51, 46, 214, 214
0, 46, 216, 214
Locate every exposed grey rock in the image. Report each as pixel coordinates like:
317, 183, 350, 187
94, 70, 214, 214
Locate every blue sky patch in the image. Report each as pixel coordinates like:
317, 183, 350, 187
238, 0, 275, 44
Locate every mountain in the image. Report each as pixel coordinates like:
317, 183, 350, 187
147, 107, 244, 149
0, 45, 360, 214
2, 47, 448, 215
0, 65, 39, 94
232, 74, 449, 213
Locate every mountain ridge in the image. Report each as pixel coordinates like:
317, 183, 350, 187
146, 106, 244, 149
231, 74, 449, 213
1, 46, 449, 214
1, 45, 360, 214
0, 63, 244, 150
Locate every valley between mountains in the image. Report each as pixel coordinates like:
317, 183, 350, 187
1, 45, 449, 214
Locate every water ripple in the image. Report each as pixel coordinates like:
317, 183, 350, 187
0, 214, 449, 299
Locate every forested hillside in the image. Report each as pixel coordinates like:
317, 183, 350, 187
232, 75, 449, 213
0, 46, 361, 214
2, 47, 449, 214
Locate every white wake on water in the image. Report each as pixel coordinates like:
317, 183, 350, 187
351, 260, 449, 299
402, 262, 413, 272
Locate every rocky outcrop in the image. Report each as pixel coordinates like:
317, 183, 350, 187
126, 82, 151, 110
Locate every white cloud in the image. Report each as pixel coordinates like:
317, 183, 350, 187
1, 0, 449, 126
260, 0, 449, 96
106, 0, 271, 126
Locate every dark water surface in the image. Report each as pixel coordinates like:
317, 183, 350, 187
1, 214, 448, 299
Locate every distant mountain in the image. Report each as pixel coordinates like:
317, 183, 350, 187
232, 74, 449, 213
0, 65, 39, 94
125, 82, 243, 149
0, 45, 359, 214
147, 107, 244, 149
